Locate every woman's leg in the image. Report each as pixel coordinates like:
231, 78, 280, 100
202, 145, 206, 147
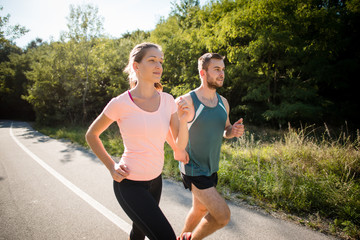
113, 176, 176, 240
130, 175, 163, 239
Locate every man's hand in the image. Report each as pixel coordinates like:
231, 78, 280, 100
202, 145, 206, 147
230, 118, 245, 138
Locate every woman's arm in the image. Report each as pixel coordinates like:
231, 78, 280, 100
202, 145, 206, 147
169, 112, 188, 150
166, 129, 189, 164
85, 113, 129, 182
169, 97, 190, 150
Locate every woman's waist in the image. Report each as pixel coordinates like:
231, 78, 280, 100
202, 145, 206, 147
118, 155, 164, 181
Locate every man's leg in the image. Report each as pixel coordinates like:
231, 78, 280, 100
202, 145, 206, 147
190, 184, 230, 240
181, 194, 208, 234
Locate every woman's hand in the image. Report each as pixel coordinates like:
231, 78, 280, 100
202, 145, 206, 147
177, 97, 191, 123
111, 163, 130, 182
174, 149, 189, 164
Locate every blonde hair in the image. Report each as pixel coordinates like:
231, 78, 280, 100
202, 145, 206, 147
124, 42, 163, 91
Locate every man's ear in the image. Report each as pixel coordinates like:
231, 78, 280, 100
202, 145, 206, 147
200, 69, 206, 78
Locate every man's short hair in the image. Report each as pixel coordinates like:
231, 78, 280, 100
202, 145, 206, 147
198, 53, 225, 72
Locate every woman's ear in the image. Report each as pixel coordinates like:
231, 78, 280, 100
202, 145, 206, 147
133, 61, 139, 73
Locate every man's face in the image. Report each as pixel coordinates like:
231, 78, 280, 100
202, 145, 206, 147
204, 59, 225, 89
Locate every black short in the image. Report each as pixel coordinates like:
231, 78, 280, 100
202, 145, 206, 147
181, 172, 218, 191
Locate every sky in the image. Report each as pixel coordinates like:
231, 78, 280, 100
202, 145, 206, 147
1, 0, 207, 49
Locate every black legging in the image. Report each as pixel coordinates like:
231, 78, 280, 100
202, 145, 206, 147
113, 174, 176, 240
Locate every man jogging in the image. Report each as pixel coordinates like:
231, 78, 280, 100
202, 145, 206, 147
177, 53, 244, 240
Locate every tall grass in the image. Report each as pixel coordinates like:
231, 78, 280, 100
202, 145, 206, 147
217, 124, 359, 239
33, 122, 360, 239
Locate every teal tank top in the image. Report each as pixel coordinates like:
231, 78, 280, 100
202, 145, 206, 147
180, 91, 227, 176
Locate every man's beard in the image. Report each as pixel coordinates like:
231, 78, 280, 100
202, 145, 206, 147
206, 76, 223, 90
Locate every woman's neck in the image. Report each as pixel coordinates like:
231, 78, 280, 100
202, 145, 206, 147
131, 80, 157, 99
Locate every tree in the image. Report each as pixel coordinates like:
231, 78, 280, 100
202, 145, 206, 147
23, 33, 148, 125
171, 0, 200, 29
25, 38, 44, 51
1, 6, 28, 62
151, 0, 206, 96
62, 4, 104, 122
0, 6, 33, 120
3, 0, 359, 128
0, 6, 29, 45
151, 0, 360, 128
0, 52, 34, 120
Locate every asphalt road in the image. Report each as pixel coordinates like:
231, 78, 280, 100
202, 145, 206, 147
0, 120, 337, 240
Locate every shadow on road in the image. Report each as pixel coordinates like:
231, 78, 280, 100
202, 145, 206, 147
1, 120, 101, 165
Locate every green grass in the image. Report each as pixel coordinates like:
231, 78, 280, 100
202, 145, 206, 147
32, 122, 360, 239
218, 126, 360, 239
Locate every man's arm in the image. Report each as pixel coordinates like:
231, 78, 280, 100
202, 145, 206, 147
221, 96, 245, 139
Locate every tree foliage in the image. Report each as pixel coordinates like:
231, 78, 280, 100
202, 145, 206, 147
0, 6, 32, 120
0, 6, 29, 45
20, 4, 148, 125
151, 0, 360, 128
1, 1, 359, 128
23, 35, 145, 125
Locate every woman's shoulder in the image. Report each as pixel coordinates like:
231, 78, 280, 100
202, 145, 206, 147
111, 91, 130, 102
160, 91, 175, 101
104, 91, 131, 111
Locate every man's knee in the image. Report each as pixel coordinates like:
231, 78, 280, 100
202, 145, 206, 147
192, 194, 208, 215
192, 186, 230, 227
193, 204, 207, 215
214, 205, 231, 227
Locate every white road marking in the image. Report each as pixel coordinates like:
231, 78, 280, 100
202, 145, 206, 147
9, 123, 134, 236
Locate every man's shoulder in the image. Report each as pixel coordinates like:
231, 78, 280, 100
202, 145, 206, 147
175, 91, 193, 104
218, 94, 229, 105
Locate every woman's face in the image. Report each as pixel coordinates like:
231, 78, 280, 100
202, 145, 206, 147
135, 47, 164, 84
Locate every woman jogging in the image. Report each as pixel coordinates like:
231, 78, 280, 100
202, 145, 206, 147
85, 42, 189, 240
